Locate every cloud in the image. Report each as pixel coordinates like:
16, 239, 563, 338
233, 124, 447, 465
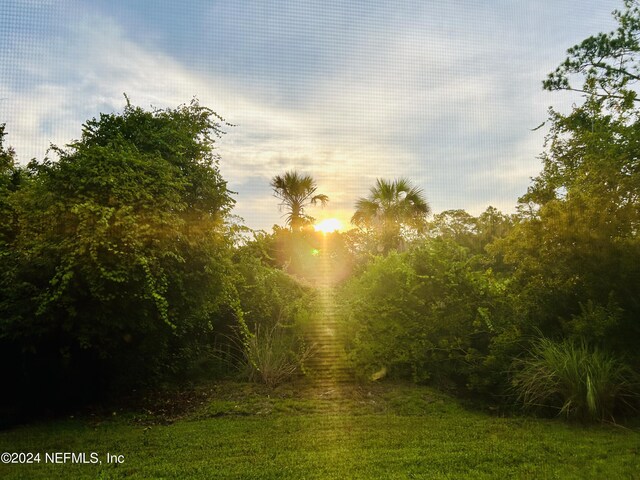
0, 0, 623, 230
0, 4, 339, 228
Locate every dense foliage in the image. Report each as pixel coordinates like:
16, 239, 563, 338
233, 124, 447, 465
339, 214, 513, 396
2, 2, 640, 425
337, 2, 640, 419
0, 101, 239, 410
231, 248, 317, 386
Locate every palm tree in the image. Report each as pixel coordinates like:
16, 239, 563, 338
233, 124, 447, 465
351, 178, 430, 251
271, 171, 329, 231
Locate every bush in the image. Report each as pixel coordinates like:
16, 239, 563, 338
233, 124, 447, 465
512, 337, 639, 422
0, 101, 235, 411
227, 250, 317, 386
237, 322, 315, 388
339, 238, 505, 393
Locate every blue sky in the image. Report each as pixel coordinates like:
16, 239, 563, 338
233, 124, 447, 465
0, 0, 620, 230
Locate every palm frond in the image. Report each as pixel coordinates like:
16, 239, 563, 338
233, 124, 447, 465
270, 171, 328, 230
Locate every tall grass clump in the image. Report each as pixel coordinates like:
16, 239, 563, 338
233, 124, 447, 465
238, 322, 315, 388
512, 337, 639, 422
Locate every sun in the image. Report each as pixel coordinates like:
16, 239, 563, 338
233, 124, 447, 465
314, 218, 342, 233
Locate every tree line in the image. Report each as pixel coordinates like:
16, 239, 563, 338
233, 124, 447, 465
1, 1, 640, 423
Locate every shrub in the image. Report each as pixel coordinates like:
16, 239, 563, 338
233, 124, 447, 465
227, 252, 317, 387
512, 337, 639, 422
339, 238, 506, 393
0, 101, 235, 411
238, 322, 315, 388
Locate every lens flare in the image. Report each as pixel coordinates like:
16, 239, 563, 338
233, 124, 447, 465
314, 218, 342, 233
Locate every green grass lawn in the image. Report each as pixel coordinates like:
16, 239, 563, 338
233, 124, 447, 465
1, 382, 638, 479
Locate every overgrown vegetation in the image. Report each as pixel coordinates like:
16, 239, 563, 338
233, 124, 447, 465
335, 0, 640, 418
2, 1, 640, 431
339, 237, 507, 394
231, 249, 318, 386
237, 323, 315, 388
0, 100, 240, 414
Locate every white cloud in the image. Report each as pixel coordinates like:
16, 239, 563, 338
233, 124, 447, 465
0, 0, 624, 230
1, 8, 348, 228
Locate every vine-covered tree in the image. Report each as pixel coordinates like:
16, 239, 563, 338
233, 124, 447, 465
0, 124, 20, 247
270, 171, 328, 231
0, 99, 236, 408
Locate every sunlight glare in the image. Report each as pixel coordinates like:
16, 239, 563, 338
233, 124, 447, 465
314, 218, 342, 233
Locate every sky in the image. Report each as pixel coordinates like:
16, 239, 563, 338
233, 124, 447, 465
0, 0, 621, 231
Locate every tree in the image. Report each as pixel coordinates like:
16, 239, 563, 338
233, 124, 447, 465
351, 178, 430, 252
0, 99, 237, 407
427, 207, 513, 255
270, 171, 328, 231
428, 209, 478, 252
0, 123, 21, 247
497, 105, 640, 353
494, 5, 640, 360
543, 0, 640, 111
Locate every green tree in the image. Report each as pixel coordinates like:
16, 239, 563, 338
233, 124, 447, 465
427, 207, 513, 255
351, 178, 430, 252
0, 124, 22, 246
270, 171, 328, 231
543, 0, 640, 111
496, 106, 640, 352
427, 209, 479, 254
0, 125, 26, 370
494, 4, 640, 361
0, 100, 236, 407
